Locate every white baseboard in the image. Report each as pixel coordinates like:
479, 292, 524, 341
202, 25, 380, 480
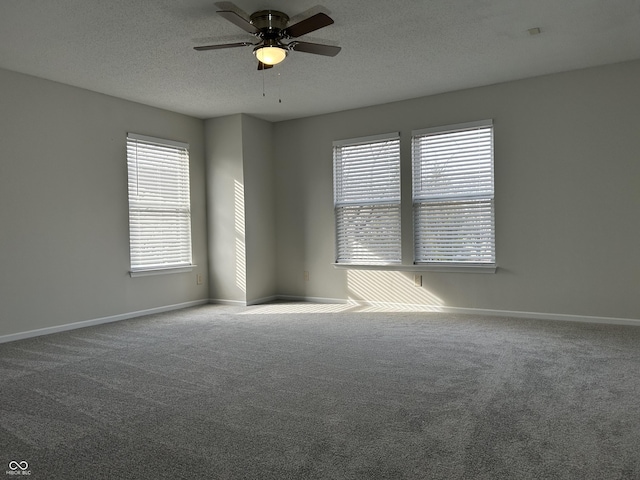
441, 306, 640, 327
3, 296, 637, 345
271, 295, 640, 327
209, 295, 341, 308
276, 295, 350, 305
0, 299, 210, 344
209, 296, 278, 306
209, 298, 247, 306
247, 295, 278, 306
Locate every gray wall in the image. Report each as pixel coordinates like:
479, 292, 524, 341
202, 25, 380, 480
0, 68, 209, 337
205, 114, 276, 305
2, 59, 639, 338
242, 115, 277, 304
273, 59, 640, 320
205, 114, 246, 303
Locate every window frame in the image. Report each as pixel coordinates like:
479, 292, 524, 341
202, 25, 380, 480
126, 133, 194, 277
411, 120, 496, 270
333, 132, 402, 266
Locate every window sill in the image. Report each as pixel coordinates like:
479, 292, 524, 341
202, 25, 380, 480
332, 263, 496, 274
129, 265, 196, 277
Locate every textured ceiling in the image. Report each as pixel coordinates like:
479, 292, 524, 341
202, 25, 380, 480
1, 0, 639, 121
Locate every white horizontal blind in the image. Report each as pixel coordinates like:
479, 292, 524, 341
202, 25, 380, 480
412, 121, 495, 264
127, 133, 192, 271
334, 134, 401, 264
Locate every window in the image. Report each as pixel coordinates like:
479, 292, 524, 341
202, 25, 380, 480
412, 120, 495, 265
333, 133, 401, 265
126, 133, 192, 275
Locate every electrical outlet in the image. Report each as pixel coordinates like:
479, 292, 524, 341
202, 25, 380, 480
414, 274, 422, 287
196, 273, 203, 285
304, 271, 310, 282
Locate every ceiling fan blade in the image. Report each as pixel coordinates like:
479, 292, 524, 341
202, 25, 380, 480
290, 41, 341, 57
217, 10, 260, 35
283, 12, 334, 38
214, 1, 248, 15
257, 61, 274, 70
194, 42, 253, 51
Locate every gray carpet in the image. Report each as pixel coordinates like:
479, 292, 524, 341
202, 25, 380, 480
1, 304, 640, 479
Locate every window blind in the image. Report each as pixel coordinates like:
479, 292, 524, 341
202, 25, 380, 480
127, 133, 192, 272
412, 121, 495, 264
333, 133, 401, 265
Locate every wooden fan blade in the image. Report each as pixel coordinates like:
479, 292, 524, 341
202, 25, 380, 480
194, 42, 253, 51
257, 61, 274, 70
283, 12, 333, 38
217, 10, 260, 34
214, 1, 248, 16
290, 41, 341, 57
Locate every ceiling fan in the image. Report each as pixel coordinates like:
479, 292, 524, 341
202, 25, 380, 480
194, 5, 341, 70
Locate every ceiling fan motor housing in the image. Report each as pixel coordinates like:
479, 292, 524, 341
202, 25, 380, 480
250, 10, 289, 36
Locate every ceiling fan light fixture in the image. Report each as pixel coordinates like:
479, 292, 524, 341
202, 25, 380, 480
254, 46, 287, 65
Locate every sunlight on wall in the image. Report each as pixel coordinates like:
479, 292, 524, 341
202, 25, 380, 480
234, 180, 246, 293
240, 271, 445, 314
234, 179, 245, 236
235, 237, 246, 293
347, 270, 445, 312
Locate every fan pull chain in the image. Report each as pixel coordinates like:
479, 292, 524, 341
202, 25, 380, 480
260, 68, 283, 103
